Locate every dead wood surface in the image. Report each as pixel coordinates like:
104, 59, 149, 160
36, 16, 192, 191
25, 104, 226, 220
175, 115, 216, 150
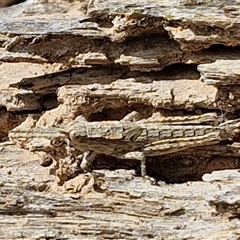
1, 144, 239, 239
1, 0, 240, 239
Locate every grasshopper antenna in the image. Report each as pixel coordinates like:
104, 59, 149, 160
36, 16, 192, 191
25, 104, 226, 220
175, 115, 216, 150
217, 101, 228, 124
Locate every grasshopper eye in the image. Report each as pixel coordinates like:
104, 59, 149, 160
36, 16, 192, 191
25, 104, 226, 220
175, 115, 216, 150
69, 130, 84, 141
69, 131, 78, 140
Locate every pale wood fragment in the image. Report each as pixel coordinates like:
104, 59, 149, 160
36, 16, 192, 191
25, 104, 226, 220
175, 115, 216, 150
203, 170, 240, 216
199, 60, 240, 86
56, 79, 218, 114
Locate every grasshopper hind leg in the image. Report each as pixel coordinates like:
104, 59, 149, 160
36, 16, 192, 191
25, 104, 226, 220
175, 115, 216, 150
124, 151, 146, 177
80, 151, 96, 172
123, 151, 156, 184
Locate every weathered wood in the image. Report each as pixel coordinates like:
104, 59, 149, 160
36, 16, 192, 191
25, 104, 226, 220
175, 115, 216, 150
0, 0, 25, 8
199, 60, 240, 86
1, 0, 240, 238
0, 145, 238, 239
204, 169, 240, 216
57, 79, 219, 112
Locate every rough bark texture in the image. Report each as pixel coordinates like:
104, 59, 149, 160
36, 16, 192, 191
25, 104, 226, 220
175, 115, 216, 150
1, 0, 240, 239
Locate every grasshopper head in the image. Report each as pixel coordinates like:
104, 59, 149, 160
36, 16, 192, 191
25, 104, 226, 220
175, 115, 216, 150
69, 127, 87, 141
219, 118, 240, 140
59, 115, 88, 139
